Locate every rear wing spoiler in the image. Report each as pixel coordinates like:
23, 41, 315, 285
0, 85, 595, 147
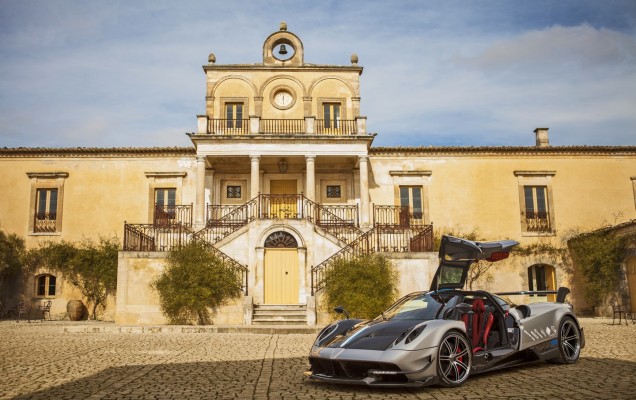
495, 287, 570, 303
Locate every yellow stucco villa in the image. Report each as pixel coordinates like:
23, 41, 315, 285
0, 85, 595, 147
1, 23, 635, 324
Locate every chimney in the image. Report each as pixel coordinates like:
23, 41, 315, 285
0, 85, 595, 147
534, 127, 550, 147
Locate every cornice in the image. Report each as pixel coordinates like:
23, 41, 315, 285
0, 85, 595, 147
203, 64, 363, 75
0, 147, 196, 158
369, 145, 636, 157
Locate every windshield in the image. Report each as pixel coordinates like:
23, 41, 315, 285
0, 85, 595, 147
380, 293, 447, 321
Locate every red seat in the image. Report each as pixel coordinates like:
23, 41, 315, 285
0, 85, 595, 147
461, 298, 493, 353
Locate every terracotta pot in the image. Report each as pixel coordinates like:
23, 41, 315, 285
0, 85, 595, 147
67, 300, 86, 321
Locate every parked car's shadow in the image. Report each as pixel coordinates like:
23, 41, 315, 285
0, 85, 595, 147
12, 356, 635, 399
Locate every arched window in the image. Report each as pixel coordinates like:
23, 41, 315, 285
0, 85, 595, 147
264, 231, 298, 248
35, 274, 57, 297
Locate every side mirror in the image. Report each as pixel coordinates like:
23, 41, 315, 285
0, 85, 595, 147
334, 306, 350, 319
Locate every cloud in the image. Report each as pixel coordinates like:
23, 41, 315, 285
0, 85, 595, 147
0, 1, 635, 148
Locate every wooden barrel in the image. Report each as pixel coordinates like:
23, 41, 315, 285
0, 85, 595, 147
67, 300, 86, 321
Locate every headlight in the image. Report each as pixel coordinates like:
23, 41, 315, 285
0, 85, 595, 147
405, 325, 426, 344
394, 324, 427, 346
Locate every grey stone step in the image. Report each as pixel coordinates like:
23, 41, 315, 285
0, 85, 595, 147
253, 309, 307, 316
254, 304, 306, 311
252, 318, 307, 325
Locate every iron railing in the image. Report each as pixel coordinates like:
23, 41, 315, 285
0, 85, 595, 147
526, 211, 551, 233
311, 224, 434, 294
208, 118, 249, 135
260, 119, 304, 134
154, 204, 193, 227
123, 223, 192, 252
315, 119, 357, 135
123, 223, 248, 295
373, 205, 427, 228
204, 118, 358, 135
34, 212, 57, 233
205, 194, 361, 244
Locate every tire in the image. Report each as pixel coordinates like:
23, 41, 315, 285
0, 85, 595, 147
436, 331, 472, 387
549, 317, 582, 364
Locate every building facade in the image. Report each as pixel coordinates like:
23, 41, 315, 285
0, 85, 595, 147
1, 24, 635, 323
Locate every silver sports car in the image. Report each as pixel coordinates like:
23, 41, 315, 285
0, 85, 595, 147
305, 235, 585, 387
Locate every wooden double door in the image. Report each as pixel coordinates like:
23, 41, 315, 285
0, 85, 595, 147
269, 180, 297, 218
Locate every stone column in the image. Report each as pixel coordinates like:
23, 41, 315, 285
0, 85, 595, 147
305, 155, 316, 201
250, 155, 260, 198
195, 156, 207, 228
358, 155, 370, 226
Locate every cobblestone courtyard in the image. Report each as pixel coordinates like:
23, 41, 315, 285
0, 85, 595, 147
0, 318, 634, 400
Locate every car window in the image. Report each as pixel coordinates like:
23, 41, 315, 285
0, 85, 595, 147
384, 293, 444, 320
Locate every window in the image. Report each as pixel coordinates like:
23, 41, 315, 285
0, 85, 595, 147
34, 188, 58, 233
227, 185, 242, 199
27, 172, 67, 235
523, 186, 550, 232
154, 188, 176, 225
226, 103, 243, 129
323, 103, 341, 129
400, 186, 423, 220
515, 171, 556, 236
326, 185, 341, 199
35, 274, 56, 297
155, 188, 176, 207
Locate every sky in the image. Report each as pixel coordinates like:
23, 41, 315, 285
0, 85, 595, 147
0, 0, 635, 148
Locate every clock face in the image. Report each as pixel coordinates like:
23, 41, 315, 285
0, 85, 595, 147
273, 90, 294, 109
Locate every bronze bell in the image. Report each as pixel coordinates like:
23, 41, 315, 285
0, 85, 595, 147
279, 44, 288, 55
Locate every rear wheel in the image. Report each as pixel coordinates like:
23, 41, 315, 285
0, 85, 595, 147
549, 317, 581, 364
436, 331, 472, 387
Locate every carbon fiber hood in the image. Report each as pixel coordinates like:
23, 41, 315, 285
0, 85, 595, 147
324, 318, 420, 351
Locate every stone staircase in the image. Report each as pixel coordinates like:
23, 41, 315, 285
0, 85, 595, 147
252, 304, 307, 325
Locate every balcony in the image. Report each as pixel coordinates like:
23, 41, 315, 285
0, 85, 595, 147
153, 204, 193, 227
34, 212, 57, 233
197, 116, 367, 136
525, 211, 552, 233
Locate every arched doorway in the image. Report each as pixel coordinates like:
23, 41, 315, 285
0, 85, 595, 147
627, 256, 636, 310
264, 231, 299, 304
528, 264, 557, 302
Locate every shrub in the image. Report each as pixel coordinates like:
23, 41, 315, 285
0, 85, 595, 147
322, 254, 397, 320
568, 231, 628, 306
153, 241, 243, 325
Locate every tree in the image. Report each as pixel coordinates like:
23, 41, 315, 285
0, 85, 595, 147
153, 241, 243, 325
0, 229, 27, 297
66, 237, 119, 319
322, 254, 397, 320
28, 237, 119, 319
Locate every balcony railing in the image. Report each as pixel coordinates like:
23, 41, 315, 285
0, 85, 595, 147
373, 205, 428, 228
204, 194, 361, 245
526, 211, 551, 233
208, 119, 249, 135
315, 119, 357, 135
260, 119, 304, 134
199, 117, 364, 136
154, 204, 193, 227
34, 212, 57, 233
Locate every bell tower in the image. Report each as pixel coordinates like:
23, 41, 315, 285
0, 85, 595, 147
262, 21, 304, 66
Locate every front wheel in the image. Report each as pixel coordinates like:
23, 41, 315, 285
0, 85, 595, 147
549, 317, 582, 364
436, 331, 472, 387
